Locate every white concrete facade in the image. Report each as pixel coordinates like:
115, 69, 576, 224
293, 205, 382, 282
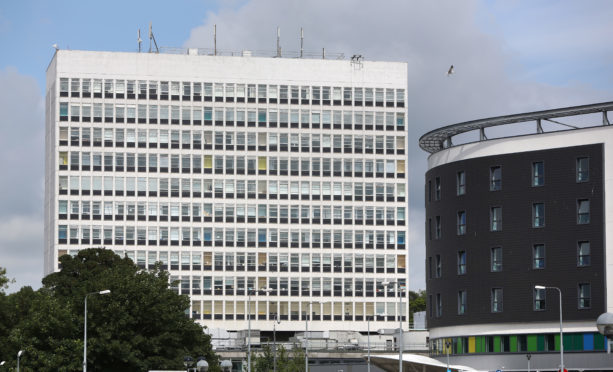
45, 50, 409, 334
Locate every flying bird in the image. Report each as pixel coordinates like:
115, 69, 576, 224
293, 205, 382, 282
447, 65, 454, 76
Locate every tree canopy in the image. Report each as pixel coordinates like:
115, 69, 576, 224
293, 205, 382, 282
0, 249, 220, 371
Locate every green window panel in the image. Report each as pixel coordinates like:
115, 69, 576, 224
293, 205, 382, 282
527, 335, 538, 352
456, 339, 462, 354
537, 335, 545, 351
555, 334, 560, 351
594, 333, 605, 350
476, 336, 483, 353
510, 336, 518, 352
494, 336, 501, 353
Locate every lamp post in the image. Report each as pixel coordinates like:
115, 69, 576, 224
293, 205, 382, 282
17, 350, 24, 372
247, 287, 269, 372
84, 289, 110, 372
305, 301, 325, 372
367, 315, 373, 372
383, 281, 403, 372
445, 340, 451, 372
526, 353, 531, 372
0, 361, 5, 366
535, 285, 563, 371
272, 313, 281, 372
247, 288, 254, 372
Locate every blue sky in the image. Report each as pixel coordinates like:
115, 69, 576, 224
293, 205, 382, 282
1, 0, 612, 291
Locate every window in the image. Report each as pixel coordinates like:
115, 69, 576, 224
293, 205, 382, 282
534, 288, 546, 310
578, 283, 591, 309
533, 244, 545, 269
532, 203, 545, 227
491, 247, 502, 272
457, 251, 466, 275
435, 216, 441, 239
490, 207, 502, 231
436, 293, 442, 317
578, 241, 590, 267
457, 211, 466, 235
577, 199, 590, 224
491, 288, 503, 312
490, 166, 501, 191
435, 254, 441, 278
458, 290, 466, 315
532, 162, 544, 186
435, 177, 441, 200
457, 171, 465, 195
577, 157, 589, 182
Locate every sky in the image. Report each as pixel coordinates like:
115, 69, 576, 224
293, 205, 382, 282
0, 0, 612, 292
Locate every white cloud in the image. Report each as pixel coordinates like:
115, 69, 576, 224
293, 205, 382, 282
0, 67, 44, 292
0, 214, 44, 291
185, 0, 612, 290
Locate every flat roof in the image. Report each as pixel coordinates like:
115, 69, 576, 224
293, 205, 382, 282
419, 101, 613, 154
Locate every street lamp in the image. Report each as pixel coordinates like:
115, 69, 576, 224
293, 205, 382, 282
526, 353, 531, 372
184, 355, 194, 370
383, 281, 403, 372
272, 313, 281, 372
0, 361, 5, 366
445, 340, 451, 372
305, 301, 326, 372
535, 285, 563, 372
17, 350, 24, 372
247, 287, 269, 372
220, 359, 232, 372
84, 289, 111, 372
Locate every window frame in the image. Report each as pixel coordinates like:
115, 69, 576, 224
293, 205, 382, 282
457, 211, 466, 235
578, 283, 591, 309
490, 166, 502, 191
490, 247, 502, 272
577, 241, 591, 267
456, 170, 465, 195
532, 244, 545, 269
491, 288, 503, 313
532, 202, 545, 228
532, 161, 544, 187
457, 251, 466, 275
490, 206, 502, 231
458, 290, 467, 315
576, 157, 589, 182
533, 288, 546, 311
577, 199, 590, 224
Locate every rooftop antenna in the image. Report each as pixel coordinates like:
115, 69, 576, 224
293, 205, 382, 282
137, 29, 142, 52
214, 24, 217, 56
300, 27, 304, 58
148, 22, 159, 53
276, 27, 281, 57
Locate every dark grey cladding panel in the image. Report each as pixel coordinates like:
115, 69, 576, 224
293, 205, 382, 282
425, 143, 605, 329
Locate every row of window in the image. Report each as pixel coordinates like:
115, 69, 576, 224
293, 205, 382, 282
58, 225, 407, 249
430, 332, 608, 355
58, 176, 407, 201
59, 78, 406, 107
429, 241, 592, 281
59, 126, 406, 153
59, 249, 405, 276
58, 200, 406, 225
432, 283, 592, 318
59, 104, 406, 133
187, 298, 406, 321
429, 200, 591, 239
429, 158, 591, 201
58, 152, 407, 178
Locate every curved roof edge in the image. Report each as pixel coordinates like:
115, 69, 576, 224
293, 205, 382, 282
419, 101, 613, 154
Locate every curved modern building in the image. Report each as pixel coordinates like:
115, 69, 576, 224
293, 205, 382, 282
420, 102, 613, 371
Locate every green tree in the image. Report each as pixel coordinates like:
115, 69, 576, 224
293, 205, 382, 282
2, 249, 220, 371
250, 344, 305, 372
0, 266, 14, 293
409, 290, 427, 324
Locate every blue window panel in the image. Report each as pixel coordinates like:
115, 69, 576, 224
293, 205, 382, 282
583, 333, 594, 351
